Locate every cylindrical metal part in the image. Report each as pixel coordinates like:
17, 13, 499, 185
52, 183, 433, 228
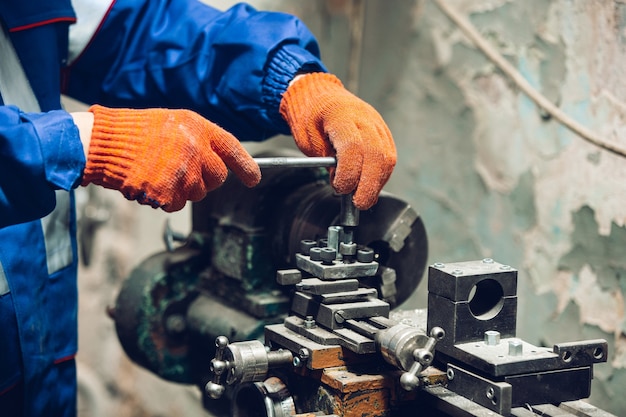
299, 239, 317, 255
484, 330, 501, 346
357, 248, 375, 263
339, 242, 357, 256
376, 323, 430, 371
320, 247, 337, 264
304, 316, 316, 329
254, 156, 337, 169
309, 247, 322, 261
266, 349, 293, 368
225, 340, 270, 385
232, 377, 295, 417
508, 339, 523, 356
340, 193, 359, 227
327, 226, 343, 259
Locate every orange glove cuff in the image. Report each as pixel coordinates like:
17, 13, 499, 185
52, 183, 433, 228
82, 105, 150, 191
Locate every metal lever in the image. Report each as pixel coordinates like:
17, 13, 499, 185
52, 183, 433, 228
400, 327, 445, 391
253, 156, 359, 228
205, 336, 230, 399
253, 156, 337, 169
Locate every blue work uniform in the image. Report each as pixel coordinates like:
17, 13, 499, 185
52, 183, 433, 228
0, 1, 325, 415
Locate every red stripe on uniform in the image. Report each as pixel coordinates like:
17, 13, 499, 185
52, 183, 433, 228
10, 17, 77, 32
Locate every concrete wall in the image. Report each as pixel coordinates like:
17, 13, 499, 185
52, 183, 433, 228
73, 1, 626, 415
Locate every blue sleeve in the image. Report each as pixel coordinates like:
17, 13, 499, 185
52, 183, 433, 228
0, 106, 85, 228
64, 1, 327, 141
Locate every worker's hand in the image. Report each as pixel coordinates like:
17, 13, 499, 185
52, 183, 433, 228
81, 105, 261, 212
280, 73, 396, 210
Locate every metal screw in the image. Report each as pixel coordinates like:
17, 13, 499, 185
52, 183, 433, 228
334, 310, 346, 324
451, 269, 463, 276
298, 348, 310, 361
482, 258, 494, 264
304, 315, 316, 329
310, 247, 322, 261
486, 387, 495, 400
356, 248, 375, 263
433, 262, 445, 268
446, 368, 455, 381
320, 247, 337, 264
500, 265, 511, 270
300, 239, 317, 255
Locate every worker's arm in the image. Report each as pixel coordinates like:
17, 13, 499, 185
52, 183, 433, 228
0, 104, 260, 228
64, 0, 326, 141
0, 106, 84, 227
64, 0, 395, 209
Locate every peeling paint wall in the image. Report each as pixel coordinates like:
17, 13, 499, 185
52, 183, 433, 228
73, 0, 626, 416
352, 0, 626, 413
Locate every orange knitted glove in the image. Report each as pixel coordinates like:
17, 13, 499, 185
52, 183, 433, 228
280, 73, 397, 210
81, 105, 261, 212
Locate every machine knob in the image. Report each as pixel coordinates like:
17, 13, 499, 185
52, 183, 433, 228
205, 336, 230, 399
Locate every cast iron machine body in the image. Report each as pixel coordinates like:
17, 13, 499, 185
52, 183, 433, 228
112, 154, 614, 417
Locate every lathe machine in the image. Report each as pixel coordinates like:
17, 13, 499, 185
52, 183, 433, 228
110, 152, 615, 417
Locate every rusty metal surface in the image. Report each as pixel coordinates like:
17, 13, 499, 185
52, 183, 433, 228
113, 244, 206, 383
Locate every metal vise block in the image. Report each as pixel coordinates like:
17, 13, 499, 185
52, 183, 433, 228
427, 259, 517, 353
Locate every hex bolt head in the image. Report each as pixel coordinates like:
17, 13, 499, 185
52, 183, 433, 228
482, 258, 494, 264
484, 330, 501, 346
508, 339, 523, 356
451, 269, 463, 276
303, 315, 316, 329
433, 262, 445, 268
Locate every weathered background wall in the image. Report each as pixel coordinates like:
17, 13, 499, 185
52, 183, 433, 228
73, 1, 626, 415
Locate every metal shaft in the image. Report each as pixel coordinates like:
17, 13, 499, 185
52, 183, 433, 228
253, 156, 337, 169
